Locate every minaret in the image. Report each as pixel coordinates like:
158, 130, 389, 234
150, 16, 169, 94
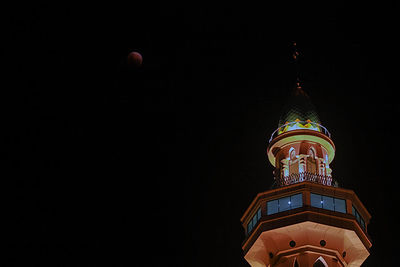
240, 46, 372, 267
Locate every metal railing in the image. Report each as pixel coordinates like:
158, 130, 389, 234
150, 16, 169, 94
269, 121, 331, 143
274, 172, 337, 188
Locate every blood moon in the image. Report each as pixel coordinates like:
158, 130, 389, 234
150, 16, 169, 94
127, 51, 143, 67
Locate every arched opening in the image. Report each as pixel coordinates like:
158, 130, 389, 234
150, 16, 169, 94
289, 147, 296, 160
307, 147, 317, 174
289, 147, 299, 175
293, 258, 299, 267
313, 256, 328, 267
308, 147, 316, 159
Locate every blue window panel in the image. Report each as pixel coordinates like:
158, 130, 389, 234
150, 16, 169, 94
311, 193, 322, 208
352, 206, 356, 216
355, 210, 360, 223
252, 214, 258, 227
267, 199, 279, 215
290, 193, 303, 209
267, 193, 303, 216
279, 196, 291, 212
360, 218, 365, 230
323, 196, 334, 211
247, 221, 253, 233
335, 198, 346, 213
352, 205, 366, 231
257, 208, 261, 220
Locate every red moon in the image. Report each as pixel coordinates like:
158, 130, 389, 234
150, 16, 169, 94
127, 51, 143, 67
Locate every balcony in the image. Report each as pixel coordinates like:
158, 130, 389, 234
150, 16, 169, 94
273, 172, 337, 188
269, 121, 331, 143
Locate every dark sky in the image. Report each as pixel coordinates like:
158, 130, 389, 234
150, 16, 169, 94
3, 2, 399, 266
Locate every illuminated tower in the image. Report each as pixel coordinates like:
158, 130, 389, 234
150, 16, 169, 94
240, 84, 372, 265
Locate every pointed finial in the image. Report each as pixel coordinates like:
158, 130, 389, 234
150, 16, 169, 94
292, 41, 299, 61
292, 41, 301, 89
296, 78, 301, 89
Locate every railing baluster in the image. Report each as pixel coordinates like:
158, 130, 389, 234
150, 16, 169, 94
277, 172, 334, 188
269, 121, 331, 143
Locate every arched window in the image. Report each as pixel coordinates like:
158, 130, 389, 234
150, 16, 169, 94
313, 256, 328, 267
289, 147, 299, 175
289, 147, 296, 160
293, 258, 299, 267
308, 147, 316, 159
307, 147, 317, 174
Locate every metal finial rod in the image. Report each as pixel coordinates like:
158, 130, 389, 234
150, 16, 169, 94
292, 41, 301, 88
292, 42, 299, 61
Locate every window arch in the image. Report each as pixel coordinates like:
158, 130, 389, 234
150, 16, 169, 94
289, 147, 299, 175
289, 147, 296, 160
313, 256, 328, 267
308, 146, 316, 159
307, 147, 317, 174
293, 258, 299, 267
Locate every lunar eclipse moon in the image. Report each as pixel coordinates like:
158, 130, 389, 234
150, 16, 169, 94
127, 51, 143, 67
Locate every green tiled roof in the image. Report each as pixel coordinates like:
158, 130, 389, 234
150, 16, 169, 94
278, 86, 321, 127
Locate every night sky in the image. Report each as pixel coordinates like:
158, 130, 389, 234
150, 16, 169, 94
3, 2, 399, 266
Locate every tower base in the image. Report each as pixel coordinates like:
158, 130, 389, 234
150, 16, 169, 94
244, 221, 369, 267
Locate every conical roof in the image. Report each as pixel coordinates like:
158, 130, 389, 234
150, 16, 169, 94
278, 85, 321, 127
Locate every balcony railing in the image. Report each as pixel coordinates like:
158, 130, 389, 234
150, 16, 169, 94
269, 121, 331, 143
274, 172, 337, 188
